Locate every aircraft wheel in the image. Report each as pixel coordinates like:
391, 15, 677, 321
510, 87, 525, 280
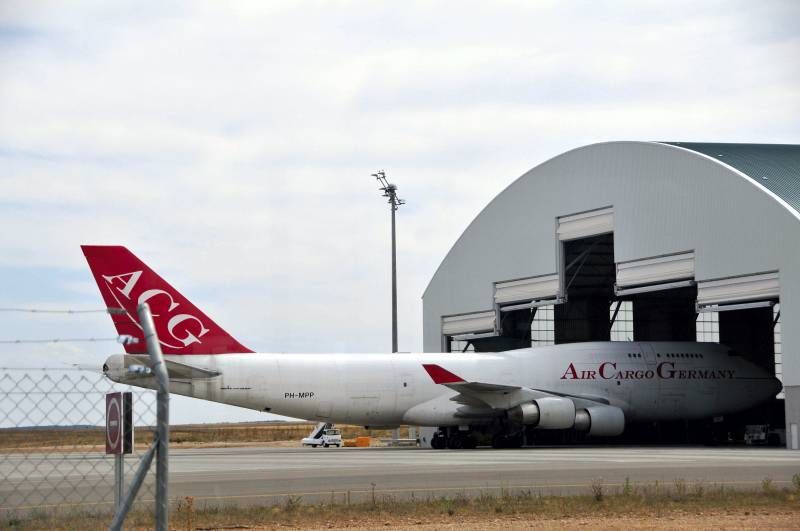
491, 433, 522, 449
311, 444, 318, 448
431, 434, 446, 449
446, 435, 464, 450
506, 434, 523, 448
461, 435, 477, 449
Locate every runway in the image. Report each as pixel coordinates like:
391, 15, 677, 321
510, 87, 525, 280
3, 446, 800, 511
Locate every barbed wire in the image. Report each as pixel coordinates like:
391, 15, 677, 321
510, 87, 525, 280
0, 337, 118, 344
0, 335, 138, 345
0, 307, 137, 346
0, 307, 127, 314
0, 367, 96, 371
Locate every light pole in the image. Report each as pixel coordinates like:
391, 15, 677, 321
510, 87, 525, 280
373, 170, 405, 353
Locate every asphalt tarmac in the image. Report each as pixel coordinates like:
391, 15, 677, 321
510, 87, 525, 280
3, 446, 800, 512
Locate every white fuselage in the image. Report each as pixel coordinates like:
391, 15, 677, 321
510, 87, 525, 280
106, 341, 780, 428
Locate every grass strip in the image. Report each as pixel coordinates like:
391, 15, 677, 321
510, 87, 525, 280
6, 477, 800, 530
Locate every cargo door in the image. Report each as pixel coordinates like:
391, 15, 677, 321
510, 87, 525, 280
649, 344, 685, 418
632, 343, 660, 416
640, 343, 657, 365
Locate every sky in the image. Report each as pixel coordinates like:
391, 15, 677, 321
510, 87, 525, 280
1, 1, 798, 425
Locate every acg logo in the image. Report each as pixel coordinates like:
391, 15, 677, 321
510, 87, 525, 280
102, 270, 210, 349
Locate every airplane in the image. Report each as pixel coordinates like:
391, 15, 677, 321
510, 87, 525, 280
84, 245, 782, 449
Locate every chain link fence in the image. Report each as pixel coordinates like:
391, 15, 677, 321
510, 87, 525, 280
0, 368, 156, 516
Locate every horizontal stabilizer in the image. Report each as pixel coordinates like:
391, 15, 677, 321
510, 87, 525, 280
120, 354, 220, 379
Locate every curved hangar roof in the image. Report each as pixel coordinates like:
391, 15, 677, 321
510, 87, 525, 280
666, 142, 800, 216
422, 141, 800, 355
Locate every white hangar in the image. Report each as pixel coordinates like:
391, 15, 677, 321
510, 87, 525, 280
422, 141, 800, 448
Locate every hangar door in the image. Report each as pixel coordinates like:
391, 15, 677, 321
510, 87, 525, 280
441, 310, 496, 336
494, 274, 561, 311
615, 252, 695, 297
613, 252, 697, 342
556, 207, 613, 241
441, 311, 496, 352
697, 271, 781, 380
490, 274, 562, 351
696, 272, 779, 311
556, 207, 615, 344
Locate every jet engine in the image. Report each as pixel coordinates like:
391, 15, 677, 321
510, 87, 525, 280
102, 354, 127, 382
573, 405, 625, 436
508, 397, 575, 429
402, 394, 496, 425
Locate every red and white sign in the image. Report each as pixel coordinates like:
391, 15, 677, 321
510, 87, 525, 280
106, 392, 132, 455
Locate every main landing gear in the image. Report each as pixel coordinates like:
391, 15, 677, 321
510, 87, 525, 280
490, 432, 523, 449
430, 428, 477, 449
430, 426, 524, 449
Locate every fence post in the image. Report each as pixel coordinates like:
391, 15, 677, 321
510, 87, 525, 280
114, 453, 124, 512
137, 303, 170, 531
109, 303, 169, 531
109, 442, 156, 531
109, 303, 170, 531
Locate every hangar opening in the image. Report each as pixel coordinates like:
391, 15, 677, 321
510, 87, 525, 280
696, 273, 785, 441
556, 225, 614, 344
424, 142, 800, 449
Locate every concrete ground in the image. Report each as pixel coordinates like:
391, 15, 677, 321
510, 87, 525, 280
2, 446, 800, 512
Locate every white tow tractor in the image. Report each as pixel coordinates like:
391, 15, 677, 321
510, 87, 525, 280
301, 422, 342, 448
744, 424, 786, 446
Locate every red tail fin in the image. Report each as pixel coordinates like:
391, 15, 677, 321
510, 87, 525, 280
81, 246, 252, 355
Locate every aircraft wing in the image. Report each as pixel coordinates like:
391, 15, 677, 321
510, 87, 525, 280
422, 363, 609, 410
